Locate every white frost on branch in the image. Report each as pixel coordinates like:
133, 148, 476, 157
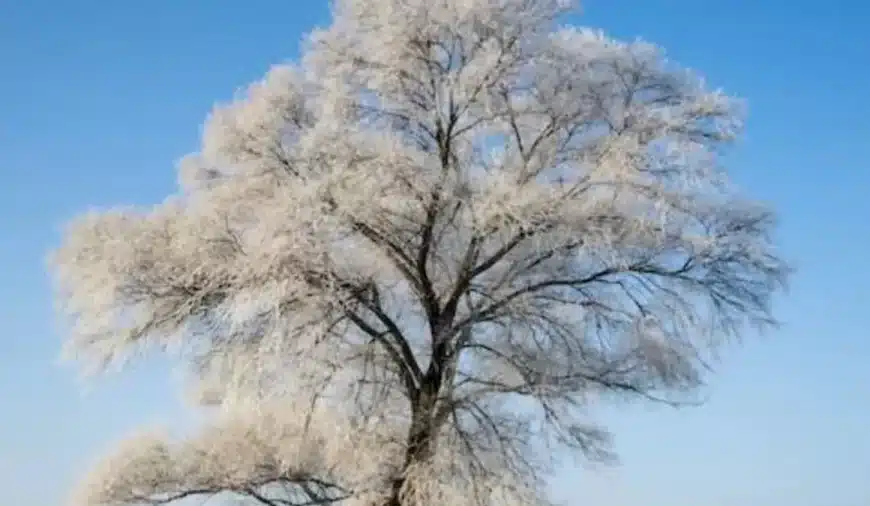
71, 401, 401, 506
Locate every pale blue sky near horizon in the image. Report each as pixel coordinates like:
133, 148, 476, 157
1, 1, 868, 505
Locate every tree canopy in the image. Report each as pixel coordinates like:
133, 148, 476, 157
50, 1, 789, 505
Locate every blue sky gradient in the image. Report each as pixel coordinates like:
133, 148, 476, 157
1, 1, 868, 505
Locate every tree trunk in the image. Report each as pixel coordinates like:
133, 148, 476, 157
386, 385, 439, 506
386, 319, 454, 506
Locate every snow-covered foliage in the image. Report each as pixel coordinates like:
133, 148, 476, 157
50, 1, 788, 505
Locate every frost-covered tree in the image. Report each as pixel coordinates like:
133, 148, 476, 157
50, 1, 789, 505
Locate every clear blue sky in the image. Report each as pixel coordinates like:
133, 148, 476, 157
1, 1, 868, 505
